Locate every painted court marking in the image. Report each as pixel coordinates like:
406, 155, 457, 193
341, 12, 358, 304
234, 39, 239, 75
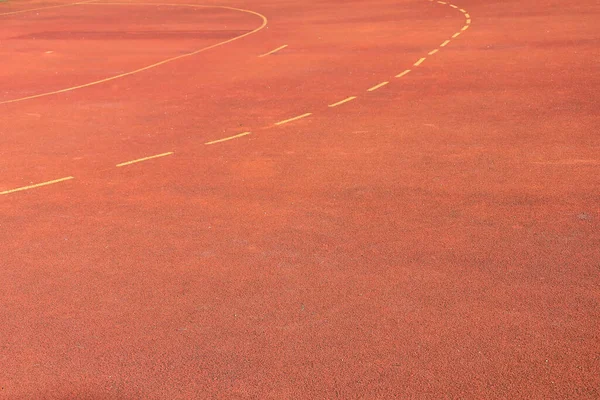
205, 131, 251, 145
116, 152, 174, 167
1, 177, 74, 195
275, 113, 312, 126
258, 44, 288, 57
395, 69, 411, 78
367, 81, 390, 92
2, 0, 473, 195
0, 0, 97, 16
328, 96, 357, 108
0, 3, 268, 105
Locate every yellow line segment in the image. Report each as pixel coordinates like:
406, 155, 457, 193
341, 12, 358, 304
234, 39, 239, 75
452, 32, 461, 38
1, 177, 74, 195
205, 132, 251, 145
258, 44, 288, 57
328, 96, 357, 107
367, 81, 389, 92
275, 113, 312, 126
0, 0, 97, 16
395, 69, 411, 78
440, 40, 451, 47
116, 152, 173, 167
414, 57, 426, 66
428, 49, 439, 55
461, 25, 469, 31
0, 3, 268, 105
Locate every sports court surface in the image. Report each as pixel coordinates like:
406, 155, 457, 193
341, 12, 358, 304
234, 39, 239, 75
1, 0, 599, 397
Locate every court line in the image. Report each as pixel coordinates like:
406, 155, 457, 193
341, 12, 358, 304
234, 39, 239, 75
205, 131, 251, 145
367, 81, 389, 92
328, 96, 357, 107
258, 44, 288, 58
116, 152, 173, 167
428, 48, 439, 55
1, 177, 74, 195
395, 69, 411, 78
0, 0, 97, 16
0, 3, 268, 105
2, 0, 474, 195
274, 113, 312, 126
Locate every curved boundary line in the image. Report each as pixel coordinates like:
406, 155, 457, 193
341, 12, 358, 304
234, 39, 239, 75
0, 2, 268, 105
0, 0, 98, 16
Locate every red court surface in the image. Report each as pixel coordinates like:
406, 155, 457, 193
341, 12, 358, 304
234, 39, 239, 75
1, 0, 599, 398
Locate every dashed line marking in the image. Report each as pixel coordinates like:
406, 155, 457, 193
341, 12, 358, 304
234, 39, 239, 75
328, 96, 357, 108
205, 131, 251, 145
116, 152, 174, 167
275, 113, 312, 126
258, 44, 288, 58
2, 0, 474, 196
1, 177, 74, 195
367, 81, 389, 92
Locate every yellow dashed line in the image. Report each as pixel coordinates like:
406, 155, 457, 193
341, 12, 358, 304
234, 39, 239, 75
205, 132, 251, 145
328, 96, 357, 107
275, 113, 312, 126
1, 177, 74, 195
2, 0, 474, 195
258, 44, 288, 58
116, 152, 174, 167
367, 81, 390, 92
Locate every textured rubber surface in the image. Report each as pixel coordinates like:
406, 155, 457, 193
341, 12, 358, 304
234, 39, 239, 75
1, 0, 599, 398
